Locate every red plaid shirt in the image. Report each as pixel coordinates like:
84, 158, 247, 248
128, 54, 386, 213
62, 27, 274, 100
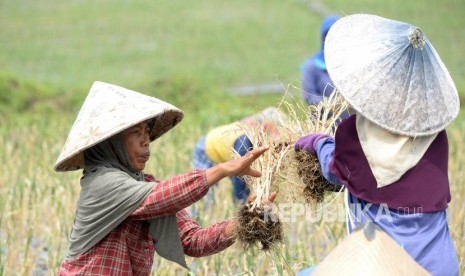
59, 169, 235, 275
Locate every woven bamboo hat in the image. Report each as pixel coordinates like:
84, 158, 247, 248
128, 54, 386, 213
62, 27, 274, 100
54, 81, 184, 172
325, 14, 459, 136
312, 223, 429, 275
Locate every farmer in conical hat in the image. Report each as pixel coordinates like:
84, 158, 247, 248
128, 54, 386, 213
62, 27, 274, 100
55, 81, 274, 275
294, 14, 459, 275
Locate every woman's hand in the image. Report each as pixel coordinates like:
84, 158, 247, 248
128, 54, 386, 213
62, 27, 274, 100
294, 133, 329, 155
245, 192, 277, 205
205, 146, 268, 186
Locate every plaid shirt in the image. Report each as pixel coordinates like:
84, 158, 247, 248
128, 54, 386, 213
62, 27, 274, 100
59, 169, 235, 275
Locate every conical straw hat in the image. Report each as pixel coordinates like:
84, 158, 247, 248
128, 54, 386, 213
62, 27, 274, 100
312, 223, 430, 275
54, 81, 184, 172
325, 14, 459, 136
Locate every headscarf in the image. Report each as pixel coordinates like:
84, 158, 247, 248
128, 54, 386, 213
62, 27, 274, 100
355, 115, 437, 188
67, 131, 188, 268
83, 131, 139, 176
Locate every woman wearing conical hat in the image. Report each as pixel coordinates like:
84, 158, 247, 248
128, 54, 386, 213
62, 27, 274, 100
294, 14, 459, 275
55, 81, 273, 275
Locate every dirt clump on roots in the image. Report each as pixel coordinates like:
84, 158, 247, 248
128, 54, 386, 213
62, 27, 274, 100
295, 150, 340, 204
237, 203, 283, 251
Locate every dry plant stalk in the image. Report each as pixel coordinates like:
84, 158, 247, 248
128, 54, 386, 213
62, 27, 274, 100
235, 119, 287, 251
234, 89, 347, 250
237, 201, 283, 251
276, 87, 348, 205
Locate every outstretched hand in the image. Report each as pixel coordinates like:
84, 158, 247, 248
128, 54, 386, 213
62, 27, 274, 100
205, 146, 268, 187
223, 146, 269, 177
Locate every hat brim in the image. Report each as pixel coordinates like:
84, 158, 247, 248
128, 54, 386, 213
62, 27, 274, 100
54, 81, 184, 172
54, 110, 183, 172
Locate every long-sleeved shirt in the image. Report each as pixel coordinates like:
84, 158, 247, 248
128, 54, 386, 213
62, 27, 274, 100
59, 169, 235, 275
313, 135, 459, 276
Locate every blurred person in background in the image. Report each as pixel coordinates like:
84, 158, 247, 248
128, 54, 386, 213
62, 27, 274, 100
191, 107, 286, 213
300, 15, 339, 106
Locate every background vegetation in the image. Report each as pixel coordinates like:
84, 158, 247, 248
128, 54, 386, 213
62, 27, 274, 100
1, 0, 464, 275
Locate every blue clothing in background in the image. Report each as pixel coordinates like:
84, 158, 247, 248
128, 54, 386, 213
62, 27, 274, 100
308, 137, 459, 276
192, 134, 252, 204
191, 136, 216, 217
231, 135, 253, 202
192, 136, 215, 170
296, 266, 317, 276
301, 16, 339, 106
301, 59, 335, 105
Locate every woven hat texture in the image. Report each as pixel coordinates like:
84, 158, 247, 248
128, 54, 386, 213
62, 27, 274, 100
313, 224, 429, 275
325, 14, 459, 136
54, 81, 183, 171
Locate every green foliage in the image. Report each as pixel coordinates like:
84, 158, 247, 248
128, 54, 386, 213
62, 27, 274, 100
1, 0, 464, 120
0, 73, 49, 112
0, 0, 310, 93
0, 73, 85, 122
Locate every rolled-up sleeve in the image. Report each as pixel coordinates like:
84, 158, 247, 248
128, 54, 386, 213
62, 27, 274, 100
175, 210, 235, 257
315, 137, 342, 186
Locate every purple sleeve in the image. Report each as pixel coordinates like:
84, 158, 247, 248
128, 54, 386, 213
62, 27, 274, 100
314, 137, 342, 186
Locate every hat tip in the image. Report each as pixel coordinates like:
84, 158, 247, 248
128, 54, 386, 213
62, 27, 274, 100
408, 27, 426, 49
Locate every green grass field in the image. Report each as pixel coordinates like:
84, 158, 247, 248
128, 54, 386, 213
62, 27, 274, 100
1, 0, 464, 275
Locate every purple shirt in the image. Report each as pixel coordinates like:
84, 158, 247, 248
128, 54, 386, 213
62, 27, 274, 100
329, 115, 450, 212
312, 116, 459, 275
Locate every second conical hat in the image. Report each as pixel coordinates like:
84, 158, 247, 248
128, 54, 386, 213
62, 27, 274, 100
325, 14, 459, 136
54, 81, 184, 172
313, 224, 429, 275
